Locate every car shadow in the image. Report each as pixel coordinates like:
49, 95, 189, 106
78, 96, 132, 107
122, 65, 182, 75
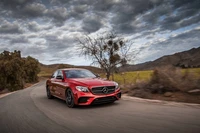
51, 96, 120, 109
76, 102, 120, 109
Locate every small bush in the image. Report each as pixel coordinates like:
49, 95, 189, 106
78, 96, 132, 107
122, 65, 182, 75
147, 66, 200, 93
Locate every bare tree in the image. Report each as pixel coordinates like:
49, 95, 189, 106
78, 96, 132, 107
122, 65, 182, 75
77, 32, 132, 80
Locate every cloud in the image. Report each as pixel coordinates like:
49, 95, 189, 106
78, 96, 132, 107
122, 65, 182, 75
22, 2, 46, 17
0, 0, 200, 65
0, 21, 22, 34
160, 0, 200, 30
41, 32, 76, 57
167, 28, 200, 46
0, 0, 34, 8
136, 28, 200, 63
0, 0, 45, 18
10, 36, 29, 44
27, 21, 40, 32
110, 0, 164, 33
47, 6, 68, 26
82, 15, 103, 33
69, 4, 89, 19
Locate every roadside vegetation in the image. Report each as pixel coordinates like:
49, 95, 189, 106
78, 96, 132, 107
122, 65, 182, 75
38, 64, 200, 103
0, 50, 40, 92
1, 49, 199, 104
104, 67, 200, 85
116, 66, 200, 103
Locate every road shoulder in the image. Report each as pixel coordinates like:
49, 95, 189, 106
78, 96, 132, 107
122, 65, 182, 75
122, 94, 200, 108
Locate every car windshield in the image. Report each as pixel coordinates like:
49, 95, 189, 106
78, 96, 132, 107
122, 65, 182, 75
65, 69, 96, 78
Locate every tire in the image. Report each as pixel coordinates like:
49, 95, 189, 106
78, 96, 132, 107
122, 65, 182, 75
65, 89, 75, 108
46, 86, 53, 99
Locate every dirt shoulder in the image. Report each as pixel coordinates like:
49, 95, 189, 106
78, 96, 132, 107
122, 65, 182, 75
122, 89, 200, 104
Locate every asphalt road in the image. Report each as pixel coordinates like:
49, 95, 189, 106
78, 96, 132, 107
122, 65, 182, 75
0, 81, 200, 133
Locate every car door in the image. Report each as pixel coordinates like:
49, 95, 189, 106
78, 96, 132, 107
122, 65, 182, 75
54, 70, 66, 100
49, 70, 58, 96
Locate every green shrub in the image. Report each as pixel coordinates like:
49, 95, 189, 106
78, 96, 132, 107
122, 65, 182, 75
0, 50, 40, 91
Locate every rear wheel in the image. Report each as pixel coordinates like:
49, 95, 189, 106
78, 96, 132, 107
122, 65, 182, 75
46, 86, 53, 99
66, 89, 75, 108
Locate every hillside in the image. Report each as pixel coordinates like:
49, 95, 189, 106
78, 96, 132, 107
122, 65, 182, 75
39, 63, 103, 77
120, 47, 200, 71
39, 47, 200, 75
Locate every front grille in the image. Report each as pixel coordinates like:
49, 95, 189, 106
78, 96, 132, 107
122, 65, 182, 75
92, 96, 117, 105
91, 86, 115, 95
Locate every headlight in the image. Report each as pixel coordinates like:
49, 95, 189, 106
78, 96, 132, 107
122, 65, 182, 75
113, 82, 119, 90
76, 86, 89, 92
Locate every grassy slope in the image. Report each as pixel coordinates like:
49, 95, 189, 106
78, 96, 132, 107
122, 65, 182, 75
106, 68, 200, 85
39, 63, 200, 85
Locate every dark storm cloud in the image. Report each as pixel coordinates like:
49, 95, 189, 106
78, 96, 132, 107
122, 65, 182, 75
0, 0, 46, 18
1, 0, 200, 31
0, 0, 34, 8
111, 0, 164, 33
22, 2, 46, 17
46, 6, 68, 26
27, 21, 39, 32
68, 4, 89, 19
50, 0, 70, 5
160, 0, 200, 30
0, 21, 22, 34
92, 0, 116, 11
82, 15, 103, 33
109, 0, 200, 33
1, 0, 200, 65
43, 33, 75, 53
142, 3, 172, 25
148, 28, 200, 51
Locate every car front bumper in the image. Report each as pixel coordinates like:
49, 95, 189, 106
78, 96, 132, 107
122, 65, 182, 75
73, 89, 121, 105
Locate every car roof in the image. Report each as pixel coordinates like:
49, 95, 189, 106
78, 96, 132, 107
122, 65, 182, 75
59, 68, 88, 71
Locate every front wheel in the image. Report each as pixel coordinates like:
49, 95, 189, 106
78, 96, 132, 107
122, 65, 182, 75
46, 86, 53, 99
66, 89, 75, 108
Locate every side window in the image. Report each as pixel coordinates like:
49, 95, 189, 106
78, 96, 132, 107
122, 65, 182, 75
51, 70, 58, 78
57, 70, 63, 77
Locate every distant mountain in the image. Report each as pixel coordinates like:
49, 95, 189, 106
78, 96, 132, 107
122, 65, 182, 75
120, 47, 200, 71
40, 47, 200, 74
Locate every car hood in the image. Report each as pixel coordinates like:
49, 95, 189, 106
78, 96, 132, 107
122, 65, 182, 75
69, 78, 115, 88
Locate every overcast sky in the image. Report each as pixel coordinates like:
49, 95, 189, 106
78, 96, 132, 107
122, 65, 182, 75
0, 0, 200, 65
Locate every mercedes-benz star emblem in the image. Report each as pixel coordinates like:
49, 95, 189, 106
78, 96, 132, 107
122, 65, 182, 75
102, 87, 108, 94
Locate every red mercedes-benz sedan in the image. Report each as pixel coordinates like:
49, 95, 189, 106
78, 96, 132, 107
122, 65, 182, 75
46, 68, 121, 108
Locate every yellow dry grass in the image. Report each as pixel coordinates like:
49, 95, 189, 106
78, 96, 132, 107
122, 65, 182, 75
102, 68, 200, 85
101, 70, 153, 84
38, 67, 200, 85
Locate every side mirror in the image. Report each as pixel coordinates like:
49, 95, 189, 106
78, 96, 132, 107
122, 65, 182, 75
96, 74, 100, 78
56, 75, 63, 80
